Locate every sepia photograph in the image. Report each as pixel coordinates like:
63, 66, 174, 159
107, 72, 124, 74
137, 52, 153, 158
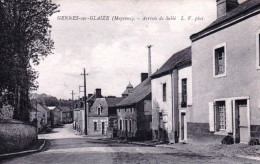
1, 0, 260, 163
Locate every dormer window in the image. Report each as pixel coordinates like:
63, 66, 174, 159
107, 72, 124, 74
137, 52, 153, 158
97, 104, 103, 115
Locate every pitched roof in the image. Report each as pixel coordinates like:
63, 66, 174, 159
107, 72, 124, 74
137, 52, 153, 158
151, 46, 191, 78
30, 105, 37, 112
59, 106, 71, 112
190, 0, 260, 41
87, 94, 96, 102
127, 82, 133, 88
116, 77, 151, 107
105, 97, 124, 107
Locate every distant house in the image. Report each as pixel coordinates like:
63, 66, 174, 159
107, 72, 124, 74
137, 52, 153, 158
88, 96, 123, 136
48, 106, 62, 127
151, 47, 192, 143
73, 89, 103, 134
189, 0, 260, 144
30, 103, 49, 131
116, 73, 152, 140
122, 82, 134, 98
60, 106, 73, 123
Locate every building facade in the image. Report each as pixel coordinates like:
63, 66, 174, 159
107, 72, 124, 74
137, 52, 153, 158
88, 97, 123, 136
189, 0, 260, 143
60, 106, 73, 123
117, 74, 152, 140
151, 47, 192, 143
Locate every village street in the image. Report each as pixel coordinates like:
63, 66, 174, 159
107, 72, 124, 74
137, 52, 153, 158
1, 124, 258, 164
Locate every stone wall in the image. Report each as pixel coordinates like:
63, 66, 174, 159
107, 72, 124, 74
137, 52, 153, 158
0, 105, 14, 119
251, 125, 260, 140
0, 119, 37, 154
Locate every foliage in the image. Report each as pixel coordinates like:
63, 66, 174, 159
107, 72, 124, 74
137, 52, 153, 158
248, 139, 259, 145
0, 0, 59, 121
221, 135, 234, 145
30, 93, 60, 106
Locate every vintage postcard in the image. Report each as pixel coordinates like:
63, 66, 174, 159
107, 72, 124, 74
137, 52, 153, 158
1, 0, 260, 163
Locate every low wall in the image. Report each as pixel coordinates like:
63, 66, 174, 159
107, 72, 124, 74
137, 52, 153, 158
0, 119, 37, 154
187, 122, 223, 144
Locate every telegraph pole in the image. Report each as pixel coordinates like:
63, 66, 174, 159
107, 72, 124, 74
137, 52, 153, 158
81, 68, 88, 135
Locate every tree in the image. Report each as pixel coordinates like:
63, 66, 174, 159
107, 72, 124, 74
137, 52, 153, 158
0, 0, 59, 121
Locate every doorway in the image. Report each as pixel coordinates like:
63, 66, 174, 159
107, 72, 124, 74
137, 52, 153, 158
179, 111, 187, 142
234, 99, 249, 143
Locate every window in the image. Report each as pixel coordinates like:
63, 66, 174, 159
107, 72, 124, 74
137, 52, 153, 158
181, 78, 187, 108
94, 122, 97, 131
163, 83, 166, 102
80, 102, 84, 108
97, 105, 103, 115
129, 120, 132, 132
216, 101, 226, 131
256, 31, 260, 69
213, 43, 226, 77
119, 119, 122, 130
125, 120, 128, 132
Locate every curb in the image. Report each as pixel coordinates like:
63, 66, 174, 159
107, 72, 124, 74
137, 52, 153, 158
0, 139, 46, 159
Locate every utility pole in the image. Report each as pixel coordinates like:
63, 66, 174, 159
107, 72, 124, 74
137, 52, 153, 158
147, 45, 152, 76
81, 68, 88, 135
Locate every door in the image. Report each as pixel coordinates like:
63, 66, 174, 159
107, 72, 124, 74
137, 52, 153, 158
102, 122, 105, 135
181, 113, 185, 140
239, 105, 249, 143
179, 112, 187, 142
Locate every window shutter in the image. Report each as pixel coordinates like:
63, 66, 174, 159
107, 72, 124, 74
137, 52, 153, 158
209, 102, 215, 132
226, 99, 233, 133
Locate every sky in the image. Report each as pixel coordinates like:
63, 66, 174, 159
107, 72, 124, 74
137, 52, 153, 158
34, 0, 217, 99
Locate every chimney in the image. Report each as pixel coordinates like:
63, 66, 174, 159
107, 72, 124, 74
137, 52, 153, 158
95, 88, 102, 98
147, 45, 152, 76
141, 73, 148, 82
217, 0, 238, 18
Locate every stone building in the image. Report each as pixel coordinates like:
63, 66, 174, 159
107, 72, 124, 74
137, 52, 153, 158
88, 96, 123, 136
189, 0, 260, 144
60, 106, 73, 123
30, 103, 49, 131
151, 47, 192, 143
116, 73, 152, 140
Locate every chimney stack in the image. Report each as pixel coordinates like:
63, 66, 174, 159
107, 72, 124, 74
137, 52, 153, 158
147, 45, 152, 76
95, 88, 102, 98
141, 73, 148, 82
217, 0, 238, 18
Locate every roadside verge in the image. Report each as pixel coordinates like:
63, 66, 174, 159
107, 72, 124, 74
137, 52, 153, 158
0, 139, 46, 159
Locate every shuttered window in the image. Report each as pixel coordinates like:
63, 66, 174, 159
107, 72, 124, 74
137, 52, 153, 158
209, 102, 215, 132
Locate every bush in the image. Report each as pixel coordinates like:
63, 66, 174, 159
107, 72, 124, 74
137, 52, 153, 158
248, 139, 259, 145
221, 135, 234, 145
46, 127, 53, 133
